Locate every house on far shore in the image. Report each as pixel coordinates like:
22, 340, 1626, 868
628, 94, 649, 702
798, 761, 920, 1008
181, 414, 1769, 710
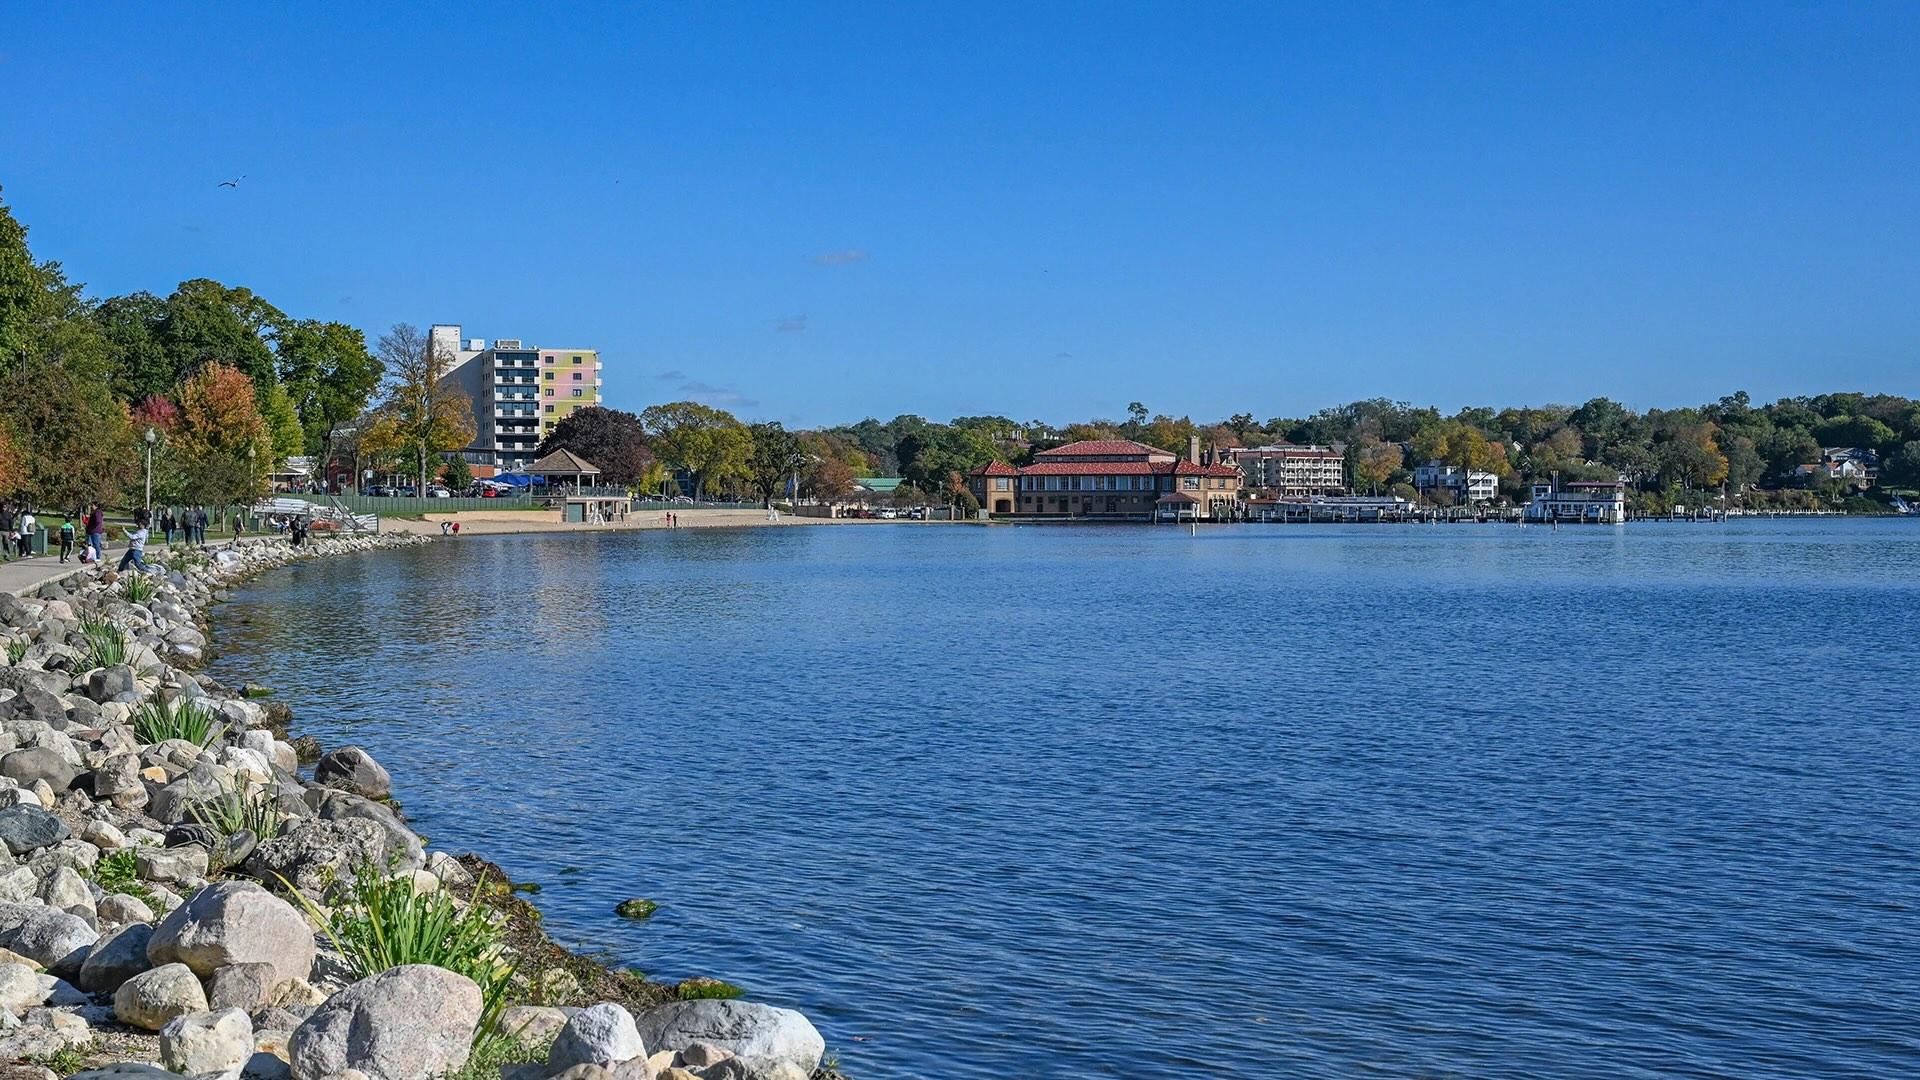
1796, 447, 1880, 487
1524, 479, 1627, 524
968, 436, 1241, 521
1413, 461, 1498, 504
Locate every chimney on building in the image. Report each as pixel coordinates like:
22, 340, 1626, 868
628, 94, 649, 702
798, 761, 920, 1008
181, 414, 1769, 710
1188, 434, 1201, 465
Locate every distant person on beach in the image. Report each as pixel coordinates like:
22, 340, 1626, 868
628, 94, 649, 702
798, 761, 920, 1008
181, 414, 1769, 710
440, 520, 451, 536
117, 509, 151, 573
85, 504, 106, 563
16, 506, 33, 558
57, 517, 74, 563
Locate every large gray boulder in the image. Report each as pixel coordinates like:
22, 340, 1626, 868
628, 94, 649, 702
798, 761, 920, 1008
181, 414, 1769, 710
314, 746, 391, 800
79, 921, 155, 993
289, 964, 482, 1080
549, 1002, 648, 1071
0, 804, 70, 854
633, 1000, 825, 1080
6, 905, 99, 976
306, 788, 423, 870
114, 961, 210, 1030
147, 880, 316, 986
243, 817, 387, 897
0, 745, 76, 790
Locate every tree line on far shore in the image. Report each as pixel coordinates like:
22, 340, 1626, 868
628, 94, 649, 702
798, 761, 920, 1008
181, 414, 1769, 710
7, 187, 1916, 516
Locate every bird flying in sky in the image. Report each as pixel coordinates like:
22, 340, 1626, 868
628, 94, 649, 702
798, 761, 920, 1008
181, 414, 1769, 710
216, 176, 244, 188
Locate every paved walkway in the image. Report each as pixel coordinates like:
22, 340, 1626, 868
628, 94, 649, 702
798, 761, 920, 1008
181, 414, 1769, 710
0, 555, 93, 596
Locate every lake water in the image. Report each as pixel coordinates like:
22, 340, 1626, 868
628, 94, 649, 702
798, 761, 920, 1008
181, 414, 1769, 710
210, 519, 1920, 1079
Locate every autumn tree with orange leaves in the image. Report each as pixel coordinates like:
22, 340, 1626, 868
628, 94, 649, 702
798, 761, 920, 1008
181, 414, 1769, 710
174, 362, 273, 506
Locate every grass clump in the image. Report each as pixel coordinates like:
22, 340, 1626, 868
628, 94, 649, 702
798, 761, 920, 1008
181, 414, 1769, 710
190, 784, 284, 870
304, 864, 509, 989
79, 615, 128, 669
32, 1047, 94, 1074
289, 863, 522, 1066
89, 848, 157, 908
133, 695, 222, 747
120, 575, 158, 603
5, 638, 27, 665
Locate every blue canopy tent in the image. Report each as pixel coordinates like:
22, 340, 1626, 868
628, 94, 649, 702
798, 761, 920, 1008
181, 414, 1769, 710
491, 473, 546, 488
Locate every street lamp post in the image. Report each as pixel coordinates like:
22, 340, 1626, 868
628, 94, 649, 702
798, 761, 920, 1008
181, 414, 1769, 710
143, 427, 157, 514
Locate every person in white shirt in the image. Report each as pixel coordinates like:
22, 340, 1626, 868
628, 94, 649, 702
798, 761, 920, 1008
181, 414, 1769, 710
16, 508, 34, 558
116, 509, 151, 573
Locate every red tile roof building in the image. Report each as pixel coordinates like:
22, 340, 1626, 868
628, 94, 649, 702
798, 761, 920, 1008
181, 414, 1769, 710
968, 437, 1241, 520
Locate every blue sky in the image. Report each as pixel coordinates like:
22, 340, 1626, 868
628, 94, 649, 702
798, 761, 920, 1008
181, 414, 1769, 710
2, 2, 1916, 427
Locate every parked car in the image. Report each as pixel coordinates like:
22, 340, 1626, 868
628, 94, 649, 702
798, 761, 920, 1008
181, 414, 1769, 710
426, 486, 452, 498
878, 508, 898, 519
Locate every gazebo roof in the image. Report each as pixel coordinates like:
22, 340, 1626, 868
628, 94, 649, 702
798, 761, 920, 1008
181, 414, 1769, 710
526, 449, 602, 477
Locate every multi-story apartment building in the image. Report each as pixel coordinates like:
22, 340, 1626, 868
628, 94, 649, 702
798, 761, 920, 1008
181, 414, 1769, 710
538, 347, 602, 437
431, 325, 603, 472
968, 436, 1241, 520
1413, 461, 1498, 504
1225, 443, 1346, 498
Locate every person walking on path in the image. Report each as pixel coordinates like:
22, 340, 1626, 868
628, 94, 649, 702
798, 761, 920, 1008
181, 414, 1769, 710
159, 508, 176, 545
85, 504, 107, 563
192, 507, 208, 547
0, 503, 14, 564
16, 506, 34, 558
116, 509, 151, 573
56, 517, 74, 563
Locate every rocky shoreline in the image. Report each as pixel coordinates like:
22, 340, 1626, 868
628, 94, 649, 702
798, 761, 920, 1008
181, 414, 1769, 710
0, 533, 834, 1080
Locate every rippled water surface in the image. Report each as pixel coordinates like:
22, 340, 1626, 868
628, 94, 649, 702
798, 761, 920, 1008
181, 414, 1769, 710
211, 520, 1920, 1079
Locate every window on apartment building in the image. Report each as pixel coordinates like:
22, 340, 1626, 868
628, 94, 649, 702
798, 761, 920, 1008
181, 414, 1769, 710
544, 372, 554, 380
571, 388, 582, 397
544, 405, 554, 413
573, 355, 583, 363
544, 389, 554, 397
572, 372, 582, 380
1184, 477, 1200, 490
544, 355, 555, 363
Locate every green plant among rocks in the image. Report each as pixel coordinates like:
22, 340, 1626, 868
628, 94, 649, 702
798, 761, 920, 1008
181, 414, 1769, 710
79, 615, 128, 668
88, 848, 157, 908
189, 784, 284, 871
304, 863, 511, 991
132, 695, 221, 746
5, 638, 27, 664
119, 574, 158, 603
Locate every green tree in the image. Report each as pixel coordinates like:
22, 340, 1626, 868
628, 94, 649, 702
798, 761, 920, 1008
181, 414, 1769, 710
94, 291, 172, 401
537, 405, 655, 485
441, 455, 473, 491
746, 421, 808, 507
156, 279, 284, 391
0, 356, 136, 510
639, 401, 751, 500
275, 319, 382, 460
